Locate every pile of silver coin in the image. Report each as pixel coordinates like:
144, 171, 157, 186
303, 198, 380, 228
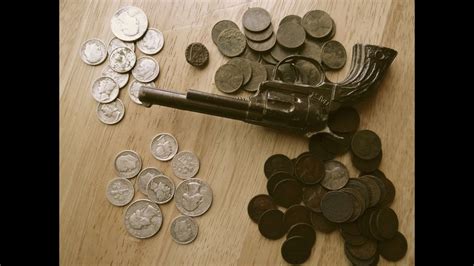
105, 132, 213, 243
79, 6, 164, 125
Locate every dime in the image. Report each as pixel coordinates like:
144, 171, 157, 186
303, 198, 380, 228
80, 38, 107, 65
214, 64, 243, 93
351, 130, 382, 160
137, 167, 163, 195
281, 236, 312, 264
211, 20, 239, 44
276, 22, 306, 49
247, 194, 277, 223
137, 28, 164, 55
132, 56, 159, 82
294, 153, 325, 185
175, 179, 213, 217
227, 57, 252, 85
310, 211, 338, 233
150, 133, 179, 161
97, 98, 125, 125
320, 191, 354, 223
242, 7, 271, 32
242, 60, 267, 92
321, 160, 349, 190
147, 175, 175, 204
378, 232, 407, 261
106, 178, 134, 206
109, 47, 136, 73
124, 199, 162, 238
258, 209, 286, 239
170, 215, 199, 244
101, 65, 129, 89
114, 150, 142, 178
283, 205, 311, 230
302, 184, 328, 212
171, 151, 200, 179
321, 40, 347, 70
264, 154, 294, 179
298, 40, 322, 63
185, 42, 209, 67
107, 37, 135, 56
217, 28, 246, 57
328, 107, 360, 133
244, 24, 273, 42
91, 77, 119, 103
287, 223, 316, 247
272, 179, 302, 208
129, 80, 155, 105
111, 6, 148, 41
301, 10, 333, 39
279, 15, 302, 26
246, 32, 276, 52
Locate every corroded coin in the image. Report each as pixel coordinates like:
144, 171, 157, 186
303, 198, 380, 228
294, 153, 325, 185
328, 107, 360, 133
321, 160, 349, 190
80, 38, 107, 65
247, 194, 277, 223
277, 22, 306, 49
212, 20, 239, 44
147, 175, 175, 204
310, 211, 338, 233
281, 236, 312, 264
264, 154, 294, 179
239, 47, 261, 61
272, 179, 303, 208
170, 215, 199, 244
91, 77, 119, 103
321, 40, 347, 70
321, 191, 354, 223
137, 167, 163, 195
111, 6, 148, 42
244, 24, 274, 42
242, 60, 267, 92
261, 52, 279, 65
242, 7, 271, 32
298, 40, 322, 63
109, 47, 136, 73
279, 15, 302, 26
137, 28, 164, 55
258, 209, 286, 239
351, 130, 382, 160
301, 10, 333, 39
101, 65, 129, 89
124, 199, 162, 239
150, 133, 179, 161
270, 43, 296, 62
129, 80, 155, 105
227, 57, 252, 85
97, 98, 125, 125
114, 150, 142, 178
107, 37, 135, 56
378, 231, 407, 261
106, 177, 134, 206
217, 28, 246, 57
283, 205, 312, 230
185, 42, 209, 67
175, 179, 213, 217
287, 223, 316, 247
214, 64, 243, 93
132, 56, 159, 82
302, 184, 328, 212
246, 32, 276, 52
171, 151, 200, 179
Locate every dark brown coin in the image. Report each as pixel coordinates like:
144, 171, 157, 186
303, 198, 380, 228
294, 153, 325, 185
321, 40, 347, 70
242, 7, 272, 32
276, 63, 297, 83
302, 184, 328, 212
263, 64, 274, 80
279, 15, 301, 26
247, 32, 277, 52
301, 10, 333, 39
308, 133, 337, 161
270, 43, 296, 62
357, 208, 379, 239
283, 205, 312, 230
216, 28, 247, 57
361, 170, 396, 207
321, 191, 354, 223
212, 20, 239, 44
258, 209, 286, 239
341, 221, 362, 236
346, 239, 378, 260
267, 171, 293, 196
227, 57, 252, 85
287, 223, 316, 247
368, 209, 385, 240
272, 179, 303, 208
214, 64, 243, 93
277, 22, 306, 49
185, 42, 209, 67
244, 24, 273, 42
264, 154, 294, 179
321, 160, 349, 191
299, 39, 322, 62
261, 52, 278, 65
344, 243, 379, 266
239, 47, 260, 61
358, 176, 382, 207
346, 178, 371, 208
310, 211, 338, 233
294, 60, 323, 85
242, 60, 267, 92
340, 187, 365, 222
351, 130, 382, 160
352, 151, 383, 173
281, 236, 312, 264
320, 132, 352, 155
247, 194, 277, 223
328, 107, 360, 134
375, 207, 398, 239
341, 230, 369, 246
378, 232, 407, 261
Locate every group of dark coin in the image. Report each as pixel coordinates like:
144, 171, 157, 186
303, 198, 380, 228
105, 132, 213, 244
79, 6, 164, 125
248, 105, 407, 264
210, 8, 347, 94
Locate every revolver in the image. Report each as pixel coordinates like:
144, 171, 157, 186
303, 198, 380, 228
138, 44, 397, 137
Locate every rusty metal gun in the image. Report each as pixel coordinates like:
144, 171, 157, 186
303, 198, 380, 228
138, 44, 397, 137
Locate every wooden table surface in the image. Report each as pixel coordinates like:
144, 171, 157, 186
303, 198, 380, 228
60, 0, 414, 265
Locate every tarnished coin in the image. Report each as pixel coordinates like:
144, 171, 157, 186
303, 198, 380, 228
276, 63, 297, 83
91, 77, 119, 103
310, 211, 338, 233
378, 232, 407, 261
137, 167, 162, 195
267, 171, 294, 196
277, 22, 306, 49
360, 170, 395, 207
248, 194, 277, 223
171, 151, 200, 179
298, 40, 322, 63
352, 151, 382, 172
283, 205, 312, 230
261, 51, 279, 65
358, 175, 382, 207
272, 179, 303, 208
97, 98, 125, 125
263, 64, 275, 80
227, 57, 252, 85
301, 10, 333, 39
281, 236, 312, 264
346, 178, 371, 211
109, 47, 136, 73
244, 24, 273, 42
294, 153, 325, 185
132, 56, 159, 82
80, 39, 107, 65
111, 6, 148, 42
328, 107, 360, 133
150, 133, 179, 161
242, 60, 267, 92
106, 178, 134, 206
258, 209, 286, 239
124, 199, 162, 239
212, 20, 239, 44
137, 28, 164, 55
239, 47, 261, 62
294, 60, 323, 85
308, 133, 336, 161
344, 243, 379, 266
321, 160, 349, 190
107, 37, 135, 56
185, 42, 209, 67
279, 15, 302, 26
147, 175, 175, 204
129, 80, 155, 105
321, 40, 347, 70
170, 215, 199, 244
175, 179, 213, 217
351, 130, 382, 160
214, 64, 243, 93
114, 150, 142, 178
264, 154, 294, 179
320, 191, 354, 223
320, 132, 351, 155
101, 65, 129, 89
242, 7, 271, 32
346, 239, 378, 260
302, 184, 328, 212
217, 28, 246, 57
270, 44, 296, 62
375, 207, 399, 239
287, 223, 316, 247
340, 187, 365, 222
246, 32, 276, 52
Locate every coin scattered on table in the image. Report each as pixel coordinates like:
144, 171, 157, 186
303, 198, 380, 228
107, 37, 135, 56
322, 40, 347, 70
276, 22, 306, 49
147, 175, 175, 204
101, 65, 129, 89
111, 6, 148, 42
132, 56, 160, 82
171, 151, 200, 179
214, 64, 243, 93
212, 20, 239, 44
175, 179, 213, 217
106, 178, 135, 206
150, 133, 179, 161
217, 28, 247, 57
321, 160, 349, 190
170, 215, 199, 244
301, 10, 333, 39
114, 150, 142, 178
124, 199, 162, 239
137, 28, 164, 55
137, 167, 163, 195
91, 77, 119, 103
109, 47, 136, 73
258, 209, 286, 240
129, 80, 155, 105
97, 98, 125, 125
80, 39, 107, 65
247, 194, 277, 223
185, 42, 209, 67
242, 7, 272, 32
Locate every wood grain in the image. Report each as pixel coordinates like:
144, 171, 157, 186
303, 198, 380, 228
60, 0, 414, 265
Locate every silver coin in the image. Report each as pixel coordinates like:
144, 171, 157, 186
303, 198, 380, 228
132, 56, 160, 83
108, 37, 135, 56
80, 38, 107, 65
109, 47, 136, 73
128, 80, 155, 105
106, 178, 134, 206
137, 167, 163, 195
97, 98, 125, 125
124, 199, 162, 239
321, 160, 350, 190
175, 179, 212, 217
91, 77, 119, 103
101, 65, 129, 89
111, 6, 148, 42
150, 133, 179, 161
170, 215, 198, 244
137, 28, 164, 55
146, 175, 175, 204
171, 151, 200, 179
114, 150, 142, 178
